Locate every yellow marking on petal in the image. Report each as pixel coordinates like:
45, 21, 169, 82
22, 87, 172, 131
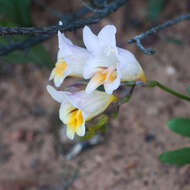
54, 58, 67, 77
93, 71, 107, 84
105, 69, 117, 83
93, 67, 117, 84
107, 94, 118, 107
67, 109, 83, 132
111, 95, 118, 102
139, 71, 146, 83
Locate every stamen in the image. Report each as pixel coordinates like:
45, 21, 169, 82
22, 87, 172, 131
93, 71, 107, 84
88, 66, 117, 90
105, 67, 117, 83
96, 66, 117, 84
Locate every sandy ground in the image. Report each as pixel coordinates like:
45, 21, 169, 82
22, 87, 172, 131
0, 0, 190, 190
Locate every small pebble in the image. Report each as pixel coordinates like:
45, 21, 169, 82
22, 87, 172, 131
144, 134, 155, 142
166, 66, 176, 75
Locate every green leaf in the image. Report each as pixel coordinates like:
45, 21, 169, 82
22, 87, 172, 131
1, 45, 53, 67
0, 0, 32, 26
147, 0, 165, 21
0, 21, 18, 27
167, 118, 190, 138
159, 147, 190, 166
187, 87, 190, 95
27, 45, 53, 67
0, 35, 53, 67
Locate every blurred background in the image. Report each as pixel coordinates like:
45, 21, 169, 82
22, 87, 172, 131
0, 0, 190, 189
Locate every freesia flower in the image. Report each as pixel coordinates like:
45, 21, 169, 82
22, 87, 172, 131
83, 25, 146, 94
49, 30, 89, 87
46, 85, 117, 140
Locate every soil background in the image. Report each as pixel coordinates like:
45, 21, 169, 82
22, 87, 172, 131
0, 0, 190, 190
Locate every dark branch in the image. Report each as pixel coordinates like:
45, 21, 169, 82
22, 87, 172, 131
0, 35, 50, 56
0, 4, 92, 56
128, 13, 190, 55
0, 0, 128, 36
0, 0, 128, 56
0, 3, 92, 56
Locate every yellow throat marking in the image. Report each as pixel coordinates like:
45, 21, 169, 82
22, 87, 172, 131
94, 67, 117, 84
54, 58, 67, 76
67, 109, 83, 132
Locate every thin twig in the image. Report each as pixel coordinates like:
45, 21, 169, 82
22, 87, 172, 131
90, 0, 108, 8
128, 13, 190, 55
81, 0, 106, 12
32, 0, 67, 19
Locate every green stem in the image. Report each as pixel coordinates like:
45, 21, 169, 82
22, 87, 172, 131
124, 80, 190, 102
147, 80, 190, 102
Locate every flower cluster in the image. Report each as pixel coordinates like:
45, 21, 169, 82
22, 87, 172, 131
47, 24, 146, 140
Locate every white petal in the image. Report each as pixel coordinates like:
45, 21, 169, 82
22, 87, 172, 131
54, 75, 65, 87
83, 54, 114, 79
65, 90, 117, 120
85, 74, 103, 94
83, 57, 100, 79
57, 31, 74, 59
58, 30, 90, 60
57, 32, 90, 78
118, 48, 145, 81
64, 49, 89, 77
66, 128, 75, 140
83, 26, 100, 53
104, 71, 121, 94
76, 121, 86, 136
58, 31, 73, 48
46, 85, 68, 103
49, 69, 55, 81
104, 65, 121, 94
59, 102, 74, 124
98, 25, 117, 48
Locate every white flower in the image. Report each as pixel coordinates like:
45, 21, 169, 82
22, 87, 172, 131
83, 25, 146, 94
46, 85, 117, 140
49, 30, 90, 87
